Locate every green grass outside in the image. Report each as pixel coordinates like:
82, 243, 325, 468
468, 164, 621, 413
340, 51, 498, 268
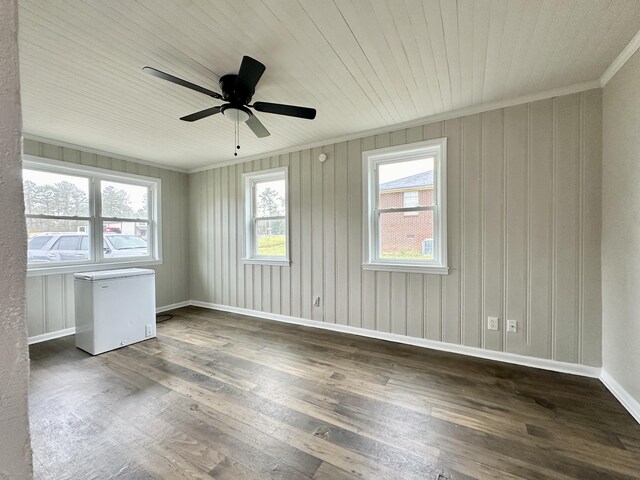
257, 237, 432, 260
258, 235, 286, 256
380, 250, 433, 260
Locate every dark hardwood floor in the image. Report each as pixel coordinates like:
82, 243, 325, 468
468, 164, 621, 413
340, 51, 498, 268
29, 306, 640, 479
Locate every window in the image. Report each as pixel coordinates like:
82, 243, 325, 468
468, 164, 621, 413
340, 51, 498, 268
403, 191, 419, 216
23, 156, 161, 274
243, 167, 289, 266
403, 191, 419, 208
362, 138, 448, 274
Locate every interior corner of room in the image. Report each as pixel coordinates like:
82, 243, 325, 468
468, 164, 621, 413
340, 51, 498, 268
3, 1, 640, 479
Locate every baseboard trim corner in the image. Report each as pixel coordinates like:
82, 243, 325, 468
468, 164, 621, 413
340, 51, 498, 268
600, 370, 640, 424
157, 301, 190, 314
189, 301, 601, 379
28, 327, 76, 345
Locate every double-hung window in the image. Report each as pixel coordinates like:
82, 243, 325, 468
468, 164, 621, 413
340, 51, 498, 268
23, 156, 161, 275
243, 167, 289, 266
363, 138, 448, 274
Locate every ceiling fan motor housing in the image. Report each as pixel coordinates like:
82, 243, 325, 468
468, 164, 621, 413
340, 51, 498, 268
143, 55, 315, 137
219, 74, 253, 105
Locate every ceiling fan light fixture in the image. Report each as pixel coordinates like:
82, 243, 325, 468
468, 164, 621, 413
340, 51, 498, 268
221, 105, 250, 123
144, 55, 316, 140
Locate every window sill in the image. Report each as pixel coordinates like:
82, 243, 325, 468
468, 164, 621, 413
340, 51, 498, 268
26, 259, 164, 277
362, 262, 449, 275
242, 258, 291, 267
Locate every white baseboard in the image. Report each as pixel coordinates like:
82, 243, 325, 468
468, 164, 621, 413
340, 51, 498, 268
30, 300, 640, 424
28, 327, 76, 345
600, 370, 640, 424
190, 301, 601, 379
28, 301, 189, 344
156, 301, 190, 314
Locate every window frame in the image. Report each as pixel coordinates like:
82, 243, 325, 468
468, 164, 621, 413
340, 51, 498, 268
242, 167, 290, 266
23, 155, 162, 276
362, 138, 448, 275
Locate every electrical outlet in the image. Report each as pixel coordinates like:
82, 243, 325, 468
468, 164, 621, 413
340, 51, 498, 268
487, 316, 499, 331
507, 320, 517, 333
145, 324, 153, 337
313, 296, 321, 307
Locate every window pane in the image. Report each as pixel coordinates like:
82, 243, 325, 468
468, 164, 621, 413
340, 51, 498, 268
101, 181, 148, 219
27, 219, 91, 264
379, 210, 434, 261
378, 158, 434, 208
255, 179, 286, 217
23, 169, 89, 216
255, 219, 286, 257
54, 235, 80, 251
103, 222, 149, 259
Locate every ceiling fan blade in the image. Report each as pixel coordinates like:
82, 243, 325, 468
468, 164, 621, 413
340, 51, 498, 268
252, 101, 316, 120
246, 114, 270, 138
143, 66, 222, 100
235, 56, 266, 94
180, 106, 221, 122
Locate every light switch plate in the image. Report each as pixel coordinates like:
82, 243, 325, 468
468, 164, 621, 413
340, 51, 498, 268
507, 320, 517, 333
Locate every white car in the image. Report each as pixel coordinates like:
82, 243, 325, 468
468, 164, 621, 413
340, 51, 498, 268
27, 232, 147, 264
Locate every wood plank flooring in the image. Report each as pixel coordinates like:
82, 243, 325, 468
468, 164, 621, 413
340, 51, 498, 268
29, 306, 640, 480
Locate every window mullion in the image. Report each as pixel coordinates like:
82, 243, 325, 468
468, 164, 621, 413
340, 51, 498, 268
378, 206, 435, 214
92, 176, 100, 263
253, 217, 258, 257
148, 185, 154, 259
254, 216, 286, 221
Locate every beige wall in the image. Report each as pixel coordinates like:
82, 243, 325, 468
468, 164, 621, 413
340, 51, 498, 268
0, 0, 33, 477
602, 49, 640, 402
189, 89, 603, 367
24, 88, 605, 370
24, 140, 190, 339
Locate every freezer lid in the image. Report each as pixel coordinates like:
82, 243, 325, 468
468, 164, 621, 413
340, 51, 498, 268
74, 268, 155, 281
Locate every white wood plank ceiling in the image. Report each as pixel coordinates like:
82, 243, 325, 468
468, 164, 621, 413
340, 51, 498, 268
19, 0, 640, 170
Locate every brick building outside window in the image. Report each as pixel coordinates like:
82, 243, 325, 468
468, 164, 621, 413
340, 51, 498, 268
379, 170, 434, 259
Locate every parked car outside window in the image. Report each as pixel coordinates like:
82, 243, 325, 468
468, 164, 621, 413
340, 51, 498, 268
27, 232, 148, 264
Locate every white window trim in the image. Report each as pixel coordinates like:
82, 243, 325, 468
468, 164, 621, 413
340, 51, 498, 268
24, 155, 163, 276
242, 167, 290, 266
362, 138, 448, 275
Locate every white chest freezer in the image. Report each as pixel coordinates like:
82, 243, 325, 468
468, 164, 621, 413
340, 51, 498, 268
74, 268, 156, 355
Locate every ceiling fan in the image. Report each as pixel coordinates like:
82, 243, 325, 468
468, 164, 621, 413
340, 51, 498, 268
142, 56, 316, 143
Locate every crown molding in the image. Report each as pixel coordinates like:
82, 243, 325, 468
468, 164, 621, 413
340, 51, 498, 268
25, 77, 604, 176
23, 133, 188, 174
188, 79, 601, 174
600, 28, 640, 87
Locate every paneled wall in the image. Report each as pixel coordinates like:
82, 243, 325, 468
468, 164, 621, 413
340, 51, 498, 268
602, 48, 640, 403
189, 89, 603, 367
24, 139, 190, 339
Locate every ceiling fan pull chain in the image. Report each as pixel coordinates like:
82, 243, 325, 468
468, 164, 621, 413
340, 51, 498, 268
144, 56, 316, 143
234, 119, 238, 157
